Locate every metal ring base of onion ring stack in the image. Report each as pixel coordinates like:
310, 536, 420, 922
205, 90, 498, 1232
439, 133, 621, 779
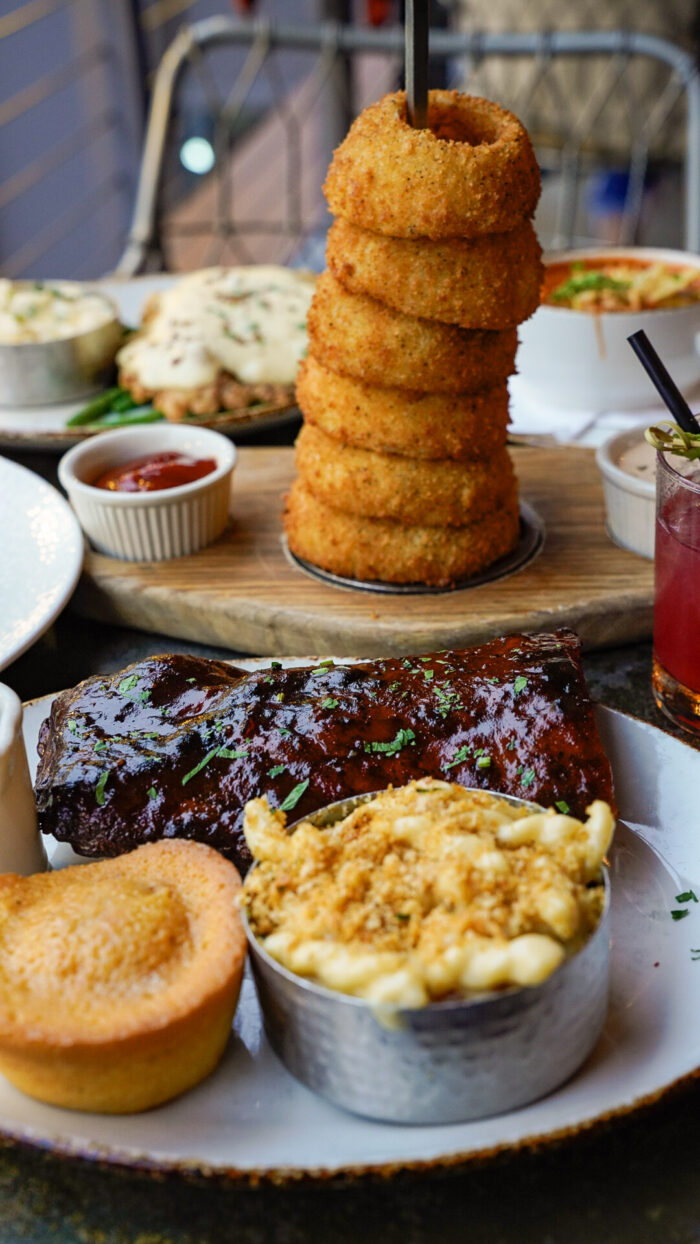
284, 89, 544, 588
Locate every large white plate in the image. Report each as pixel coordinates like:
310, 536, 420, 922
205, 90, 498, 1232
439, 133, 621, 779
0, 459, 83, 672
0, 276, 300, 452
8, 684, 700, 1179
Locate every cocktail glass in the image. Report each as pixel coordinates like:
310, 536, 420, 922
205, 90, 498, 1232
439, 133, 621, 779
652, 450, 700, 733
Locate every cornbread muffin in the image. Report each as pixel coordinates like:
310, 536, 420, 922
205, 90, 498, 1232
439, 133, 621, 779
0, 840, 245, 1113
243, 781, 614, 1007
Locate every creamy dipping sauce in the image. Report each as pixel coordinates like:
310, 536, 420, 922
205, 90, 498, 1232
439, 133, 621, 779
117, 266, 316, 390
617, 437, 657, 481
0, 280, 116, 345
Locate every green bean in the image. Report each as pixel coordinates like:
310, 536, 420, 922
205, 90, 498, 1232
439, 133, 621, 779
111, 390, 138, 412
66, 387, 124, 427
83, 407, 164, 429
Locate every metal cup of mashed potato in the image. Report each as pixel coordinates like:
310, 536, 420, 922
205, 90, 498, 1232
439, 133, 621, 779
0, 280, 123, 406
243, 789, 611, 1125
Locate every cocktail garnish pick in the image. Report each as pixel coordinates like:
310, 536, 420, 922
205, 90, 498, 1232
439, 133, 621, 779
405, 0, 430, 129
645, 421, 700, 461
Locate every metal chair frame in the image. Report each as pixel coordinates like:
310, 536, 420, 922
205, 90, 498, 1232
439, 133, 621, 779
116, 16, 700, 275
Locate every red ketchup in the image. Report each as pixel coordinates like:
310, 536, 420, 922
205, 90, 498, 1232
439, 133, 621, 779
92, 452, 217, 493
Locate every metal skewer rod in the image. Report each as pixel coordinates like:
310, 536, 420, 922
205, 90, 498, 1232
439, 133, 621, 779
405, 0, 430, 129
627, 330, 700, 435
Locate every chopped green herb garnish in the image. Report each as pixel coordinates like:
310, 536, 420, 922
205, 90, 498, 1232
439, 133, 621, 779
322, 698, 339, 709
186, 678, 196, 684
513, 676, 528, 696
555, 800, 571, 814
419, 657, 431, 663
118, 675, 139, 695
487, 677, 499, 684
506, 739, 516, 751
278, 727, 292, 737
280, 779, 310, 813
274, 692, 285, 702
181, 747, 220, 786
95, 771, 109, 806
268, 764, 286, 778
67, 718, 82, 736
388, 682, 400, 692
148, 787, 157, 800
476, 755, 491, 769
521, 768, 535, 788
423, 669, 434, 681
551, 271, 630, 302
676, 890, 698, 903
218, 747, 249, 760
364, 728, 416, 756
93, 740, 107, 753
444, 744, 471, 770
396, 912, 410, 921
270, 661, 282, 669
672, 909, 690, 921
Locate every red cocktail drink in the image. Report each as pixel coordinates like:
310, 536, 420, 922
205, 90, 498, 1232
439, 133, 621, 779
652, 451, 700, 732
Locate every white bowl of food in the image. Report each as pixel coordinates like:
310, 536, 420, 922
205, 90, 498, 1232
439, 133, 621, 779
242, 781, 614, 1124
58, 423, 236, 561
0, 279, 123, 406
596, 427, 657, 559
516, 247, 700, 412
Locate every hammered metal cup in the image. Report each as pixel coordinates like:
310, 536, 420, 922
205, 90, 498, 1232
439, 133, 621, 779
244, 790, 611, 1125
0, 292, 123, 406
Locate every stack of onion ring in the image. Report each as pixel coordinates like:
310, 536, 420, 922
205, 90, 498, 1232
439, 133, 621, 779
284, 90, 542, 588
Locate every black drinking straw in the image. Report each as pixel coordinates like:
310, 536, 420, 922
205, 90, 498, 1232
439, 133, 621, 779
627, 329, 700, 434
405, 0, 430, 129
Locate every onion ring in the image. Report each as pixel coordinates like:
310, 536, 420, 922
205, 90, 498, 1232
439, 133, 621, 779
294, 424, 516, 527
323, 91, 540, 240
307, 274, 517, 394
284, 480, 520, 586
326, 218, 542, 330
296, 358, 509, 461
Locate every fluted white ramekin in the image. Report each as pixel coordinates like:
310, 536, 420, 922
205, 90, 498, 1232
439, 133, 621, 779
596, 427, 656, 560
57, 424, 236, 561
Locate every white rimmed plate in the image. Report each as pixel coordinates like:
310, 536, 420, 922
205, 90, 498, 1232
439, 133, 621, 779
0, 276, 300, 451
9, 666, 700, 1181
0, 459, 83, 672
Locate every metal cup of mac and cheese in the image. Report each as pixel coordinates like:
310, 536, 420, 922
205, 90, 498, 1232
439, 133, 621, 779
241, 783, 613, 1125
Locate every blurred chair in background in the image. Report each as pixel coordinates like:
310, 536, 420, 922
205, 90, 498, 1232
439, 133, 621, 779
116, 14, 700, 276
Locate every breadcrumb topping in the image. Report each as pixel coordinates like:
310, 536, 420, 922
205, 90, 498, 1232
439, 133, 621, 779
242, 781, 614, 1006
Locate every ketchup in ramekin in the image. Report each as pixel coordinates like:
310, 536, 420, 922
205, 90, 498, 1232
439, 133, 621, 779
92, 452, 217, 493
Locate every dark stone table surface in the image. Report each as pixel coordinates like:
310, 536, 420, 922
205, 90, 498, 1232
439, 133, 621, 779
1, 438, 699, 1244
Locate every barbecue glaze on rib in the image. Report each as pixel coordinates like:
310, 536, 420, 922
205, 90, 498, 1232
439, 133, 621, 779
35, 631, 614, 876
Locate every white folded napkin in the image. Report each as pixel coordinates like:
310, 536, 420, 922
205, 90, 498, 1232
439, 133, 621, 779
508, 375, 663, 448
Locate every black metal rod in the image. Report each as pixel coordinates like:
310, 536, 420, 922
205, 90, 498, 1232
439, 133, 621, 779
627, 330, 700, 434
405, 0, 429, 128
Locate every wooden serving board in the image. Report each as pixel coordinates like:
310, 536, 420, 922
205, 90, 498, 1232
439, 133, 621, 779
71, 445, 654, 656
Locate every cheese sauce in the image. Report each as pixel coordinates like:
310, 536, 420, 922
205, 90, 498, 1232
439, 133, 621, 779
117, 266, 316, 389
0, 280, 116, 344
